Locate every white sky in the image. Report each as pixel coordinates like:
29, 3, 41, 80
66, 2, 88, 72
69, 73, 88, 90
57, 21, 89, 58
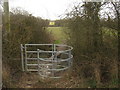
9, 0, 80, 20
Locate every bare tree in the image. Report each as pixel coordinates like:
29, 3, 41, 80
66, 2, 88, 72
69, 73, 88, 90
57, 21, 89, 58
84, 2, 106, 54
111, 1, 120, 87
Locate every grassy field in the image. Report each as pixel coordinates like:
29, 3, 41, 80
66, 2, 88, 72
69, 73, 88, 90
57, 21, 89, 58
47, 27, 67, 44
46, 27, 117, 44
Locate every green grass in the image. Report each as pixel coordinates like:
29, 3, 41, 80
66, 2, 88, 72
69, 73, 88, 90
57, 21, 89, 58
47, 27, 67, 44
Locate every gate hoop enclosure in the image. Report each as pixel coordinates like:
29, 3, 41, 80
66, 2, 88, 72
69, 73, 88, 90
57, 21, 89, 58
21, 44, 73, 78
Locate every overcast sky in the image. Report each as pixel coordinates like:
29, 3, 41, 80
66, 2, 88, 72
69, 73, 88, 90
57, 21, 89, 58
9, 0, 80, 20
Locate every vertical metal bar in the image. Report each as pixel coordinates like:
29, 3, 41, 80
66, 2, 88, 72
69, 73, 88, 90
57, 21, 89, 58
37, 49, 40, 74
54, 44, 56, 52
51, 44, 56, 77
68, 51, 71, 67
54, 44, 57, 64
54, 44, 58, 77
52, 44, 55, 77
24, 44, 27, 71
21, 44, 25, 71
71, 52, 73, 66
52, 44, 54, 57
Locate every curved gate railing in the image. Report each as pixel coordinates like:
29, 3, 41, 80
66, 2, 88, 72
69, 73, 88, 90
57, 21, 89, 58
21, 44, 73, 78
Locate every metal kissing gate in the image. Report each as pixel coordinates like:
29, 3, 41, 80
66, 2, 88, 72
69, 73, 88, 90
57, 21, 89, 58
21, 44, 73, 78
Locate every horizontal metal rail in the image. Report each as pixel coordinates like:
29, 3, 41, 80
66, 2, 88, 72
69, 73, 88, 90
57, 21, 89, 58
26, 49, 72, 53
26, 55, 73, 62
27, 64, 53, 66
38, 73, 61, 79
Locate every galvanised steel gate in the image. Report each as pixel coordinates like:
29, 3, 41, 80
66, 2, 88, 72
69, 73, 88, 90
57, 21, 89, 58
21, 44, 73, 78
